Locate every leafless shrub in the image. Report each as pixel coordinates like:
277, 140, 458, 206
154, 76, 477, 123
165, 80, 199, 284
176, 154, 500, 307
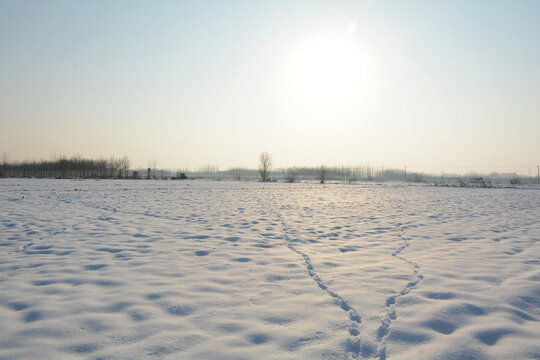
285, 167, 298, 183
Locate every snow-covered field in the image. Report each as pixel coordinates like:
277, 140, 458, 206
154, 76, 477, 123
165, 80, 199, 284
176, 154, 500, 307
1, 179, 539, 359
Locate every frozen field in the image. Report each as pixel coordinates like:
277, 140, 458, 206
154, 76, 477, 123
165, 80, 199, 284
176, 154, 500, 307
1, 179, 539, 359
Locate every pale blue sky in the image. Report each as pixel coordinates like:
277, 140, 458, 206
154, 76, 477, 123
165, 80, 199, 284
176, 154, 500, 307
1, 0, 539, 172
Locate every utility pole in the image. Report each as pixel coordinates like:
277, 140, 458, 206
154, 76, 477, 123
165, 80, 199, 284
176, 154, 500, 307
537, 165, 539, 185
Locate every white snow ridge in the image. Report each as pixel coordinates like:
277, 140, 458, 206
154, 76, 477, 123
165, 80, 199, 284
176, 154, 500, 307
1, 179, 539, 359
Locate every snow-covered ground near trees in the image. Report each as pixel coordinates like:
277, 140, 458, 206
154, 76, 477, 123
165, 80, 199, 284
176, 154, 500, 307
1, 179, 539, 360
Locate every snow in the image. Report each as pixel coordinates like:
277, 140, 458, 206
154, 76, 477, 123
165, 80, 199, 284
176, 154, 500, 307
1, 179, 539, 359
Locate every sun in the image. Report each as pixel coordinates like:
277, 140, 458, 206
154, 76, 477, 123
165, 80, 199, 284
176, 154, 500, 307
288, 34, 367, 111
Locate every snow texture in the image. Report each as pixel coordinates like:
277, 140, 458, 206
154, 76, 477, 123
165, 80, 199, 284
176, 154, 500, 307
1, 179, 539, 359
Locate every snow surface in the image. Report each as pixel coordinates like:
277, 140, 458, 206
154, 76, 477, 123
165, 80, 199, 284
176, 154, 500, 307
1, 179, 539, 359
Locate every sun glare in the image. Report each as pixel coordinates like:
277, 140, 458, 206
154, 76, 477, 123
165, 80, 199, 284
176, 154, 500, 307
289, 34, 367, 111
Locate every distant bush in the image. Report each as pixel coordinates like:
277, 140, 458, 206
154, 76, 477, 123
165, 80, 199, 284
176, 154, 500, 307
172, 172, 188, 180
285, 167, 298, 183
510, 177, 521, 185
410, 174, 424, 183
470, 177, 492, 188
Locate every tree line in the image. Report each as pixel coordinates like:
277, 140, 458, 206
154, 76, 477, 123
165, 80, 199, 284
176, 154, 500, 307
256, 152, 407, 183
1, 151, 535, 185
0, 154, 132, 179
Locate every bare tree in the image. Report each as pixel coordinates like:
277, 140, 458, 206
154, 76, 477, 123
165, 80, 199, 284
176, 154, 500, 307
230, 167, 242, 181
96, 157, 108, 178
107, 156, 124, 178
319, 165, 327, 184
258, 152, 272, 182
1, 152, 7, 177
119, 156, 130, 178
148, 160, 157, 179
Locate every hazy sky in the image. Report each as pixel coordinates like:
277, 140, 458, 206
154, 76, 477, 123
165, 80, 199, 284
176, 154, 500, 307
1, 0, 539, 172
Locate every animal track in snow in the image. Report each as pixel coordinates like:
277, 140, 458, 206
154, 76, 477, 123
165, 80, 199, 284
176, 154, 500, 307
376, 225, 424, 359
277, 213, 362, 324
275, 212, 371, 358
